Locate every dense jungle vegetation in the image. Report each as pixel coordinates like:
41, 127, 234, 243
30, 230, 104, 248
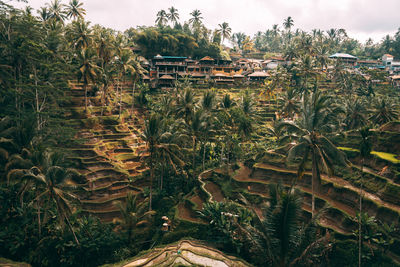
1, 0, 400, 266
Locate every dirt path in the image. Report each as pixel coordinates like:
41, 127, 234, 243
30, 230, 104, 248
204, 182, 224, 202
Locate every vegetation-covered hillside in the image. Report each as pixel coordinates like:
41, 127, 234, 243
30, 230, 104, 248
1, 0, 400, 266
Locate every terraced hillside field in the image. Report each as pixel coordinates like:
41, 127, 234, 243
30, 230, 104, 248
66, 81, 149, 222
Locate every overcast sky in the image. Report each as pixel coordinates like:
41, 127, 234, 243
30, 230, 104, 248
12, 0, 400, 43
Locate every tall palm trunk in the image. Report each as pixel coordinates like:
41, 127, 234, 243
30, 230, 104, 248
119, 78, 123, 118
311, 150, 320, 218
84, 83, 88, 112
37, 197, 41, 238
192, 136, 197, 181
100, 84, 106, 116
131, 81, 136, 113
149, 154, 154, 211
202, 141, 206, 171
359, 158, 364, 267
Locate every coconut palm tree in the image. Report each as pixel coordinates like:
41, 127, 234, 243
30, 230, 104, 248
167, 6, 179, 26
77, 48, 98, 112
66, 0, 85, 20
141, 115, 184, 209
115, 49, 136, 118
37, 7, 51, 22
176, 88, 197, 123
295, 54, 318, 96
114, 193, 155, 244
47, 0, 66, 23
220, 93, 235, 110
342, 97, 367, 130
369, 97, 399, 126
283, 16, 294, 31
217, 22, 232, 44
357, 127, 373, 267
201, 90, 216, 112
231, 32, 246, 50
184, 109, 208, 181
278, 91, 348, 217
130, 56, 147, 112
278, 87, 300, 120
189, 9, 203, 29
142, 115, 162, 211
20, 150, 81, 244
246, 184, 332, 266
68, 19, 92, 51
155, 9, 168, 27
315, 44, 330, 71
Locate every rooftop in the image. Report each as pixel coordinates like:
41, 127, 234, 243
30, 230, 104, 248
159, 74, 175, 80
248, 71, 270, 77
329, 53, 357, 59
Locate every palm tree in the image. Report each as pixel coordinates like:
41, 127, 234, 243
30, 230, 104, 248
114, 193, 155, 244
21, 150, 81, 244
176, 88, 197, 123
130, 56, 147, 112
283, 16, 294, 44
37, 7, 51, 22
247, 184, 331, 266
295, 54, 318, 95
47, 0, 66, 23
231, 32, 246, 50
283, 16, 294, 31
357, 127, 373, 267
189, 9, 203, 29
184, 109, 208, 181
155, 9, 168, 27
315, 44, 330, 71
95, 28, 114, 115
278, 87, 300, 120
142, 115, 161, 211
220, 93, 235, 110
201, 90, 216, 112
66, 0, 85, 20
141, 115, 183, 210
278, 91, 348, 217
68, 19, 92, 51
217, 22, 232, 44
342, 97, 367, 130
115, 49, 136, 118
369, 97, 399, 126
167, 6, 179, 26
77, 48, 98, 112
272, 24, 280, 37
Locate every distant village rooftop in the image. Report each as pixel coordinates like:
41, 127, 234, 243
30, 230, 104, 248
329, 53, 357, 59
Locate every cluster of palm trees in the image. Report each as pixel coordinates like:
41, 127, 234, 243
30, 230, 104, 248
0, 116, 83, 244
199, 184, 332, 266
155, 7, 232, 45
141, 88, 256, 210
36, 0, 148, 115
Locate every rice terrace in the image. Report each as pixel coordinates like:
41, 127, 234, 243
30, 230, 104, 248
1, 0, 400, 266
